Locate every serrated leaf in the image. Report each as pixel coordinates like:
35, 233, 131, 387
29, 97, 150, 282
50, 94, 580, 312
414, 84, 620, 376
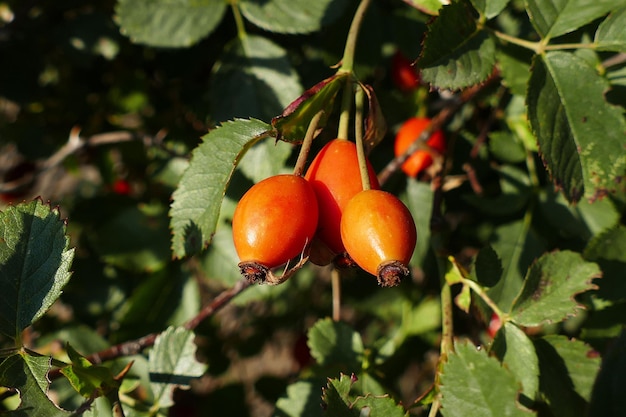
307, 318, 363, 369
115, 0, 227, 48
0, 352, 71, 417
419, 2, 496, 89
61, 344, 117, 398
470, 0, 510, 19
439, 341, 532, 417
525, 0, 623, 40
240, 0, 349, 34
595, 7, 626, 52
535, 335, 601, 416
149, 326, 207, 410
323, 374, 358, 416
510, 251, 600, 327
491, 322, 539, 405
352, 394, 407, 417
272, 72, 349, 143
210, 35, 302, 123
0, 200, 74, 340
402, 0, 446, 16
527, 51, 626, 203
169, 118, 271, 259
496, 45, 533, 97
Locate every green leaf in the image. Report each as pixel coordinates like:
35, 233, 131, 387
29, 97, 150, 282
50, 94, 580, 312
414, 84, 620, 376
0, 200, 74, 340
527, 51, 626, 202
510, 250, 600, 327
595, 7, 626, 52
271, 73, 349, 143
525, 0, 623, 40
491, 322, 539, 406
61, 344, 118, 398
419, 1, 496, 89
210, 35, 302, 123
323, 374, 358, 416
149, 326, 207, 410
405, 179, 434, 267
352, 393, 407, 417
90, 202, 170, 273
402, 0, 446, 15
169, 118, 272, 259
238, 137, 293, 184
307, 318, 363, 369
535, 336, 601, 416
470, 245, 503, 288
470, 0, 510, 19
115, 0, 227, 48
488, 219, 545, 312
588, 329, 626, 417
439, 341, 532, 417
0, 352, 71, 417
240, 0, 349, 34
584, 225, 626, 302
275, 379, 326, 417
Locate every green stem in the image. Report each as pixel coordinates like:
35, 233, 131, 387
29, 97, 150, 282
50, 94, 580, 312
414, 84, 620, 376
331, 268, 342, 322
544, 42, 597, 51
461, 277, 506, 319
293, 110, 325, 176
491, 29, 541, 53
339, 0, 372, 73
230, 0, 247, 42
337, 78, 353, 140
354, 86, 370, 191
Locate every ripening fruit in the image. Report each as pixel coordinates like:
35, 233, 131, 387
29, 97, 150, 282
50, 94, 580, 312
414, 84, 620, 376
232, 174, 318, 281
340, 189, 416, 286
394, 117, 446, 178
304, 139, 380, 260
391, 50, 420, 92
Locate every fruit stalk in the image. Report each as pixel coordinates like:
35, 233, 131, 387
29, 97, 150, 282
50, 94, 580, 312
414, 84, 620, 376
293, 109, 324, 176
354, 86, 371, 191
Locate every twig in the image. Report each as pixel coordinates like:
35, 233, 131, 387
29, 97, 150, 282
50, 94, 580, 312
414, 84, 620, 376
377, 77, 498, 187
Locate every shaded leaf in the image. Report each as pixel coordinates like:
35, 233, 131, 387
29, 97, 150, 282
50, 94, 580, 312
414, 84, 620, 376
525, 0, 622, 40
61, 344, 118, 398
526, 52, 626, 203
491, 322, 539, 406
169, 118, 272, 259
307, 318, 363, 369
115, 0, 227, 47
274, 378, 326, 417
0, 352, 71, 417
323, 374, 357, 416
419, 1, 496, 89
439, 341, 532, 417
238, 137, 294, 184
535, 336, 601, 416
595, 7, 626, 52
584, 225, 626, 302
149, 326, 207, 410
210, 35, 302, 123
405, 179, 434, 267
510, 251, 600, 327
272, 73, 349, 143
588, 329, 626, 417
0, 200, 74, 340
240, 0, 349, 34
470, 245, 503, 288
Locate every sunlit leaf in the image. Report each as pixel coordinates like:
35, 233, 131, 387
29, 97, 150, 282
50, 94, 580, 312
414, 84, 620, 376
61, 344, 117, 398
525, 0, 623, 40
527, 51, 626, 202
115, 0, 227, 47
491, 322, 539, 405
595, 6, 626, 52
419, 1, 496, 89
439, 341, 532, 417
401, 0, 447, 15
149, 326, 207, 410
210, 35, 302, 123
0, 200, 74, 340
240, 0, 349, 34
169, 118, 272, 259
0, 352, 71, 416
307, 318, 363, 369
510, 251, 600, 326
470, 0, 510, 19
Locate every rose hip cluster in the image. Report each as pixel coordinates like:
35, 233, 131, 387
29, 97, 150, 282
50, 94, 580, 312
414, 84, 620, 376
231, 138, 417, 287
